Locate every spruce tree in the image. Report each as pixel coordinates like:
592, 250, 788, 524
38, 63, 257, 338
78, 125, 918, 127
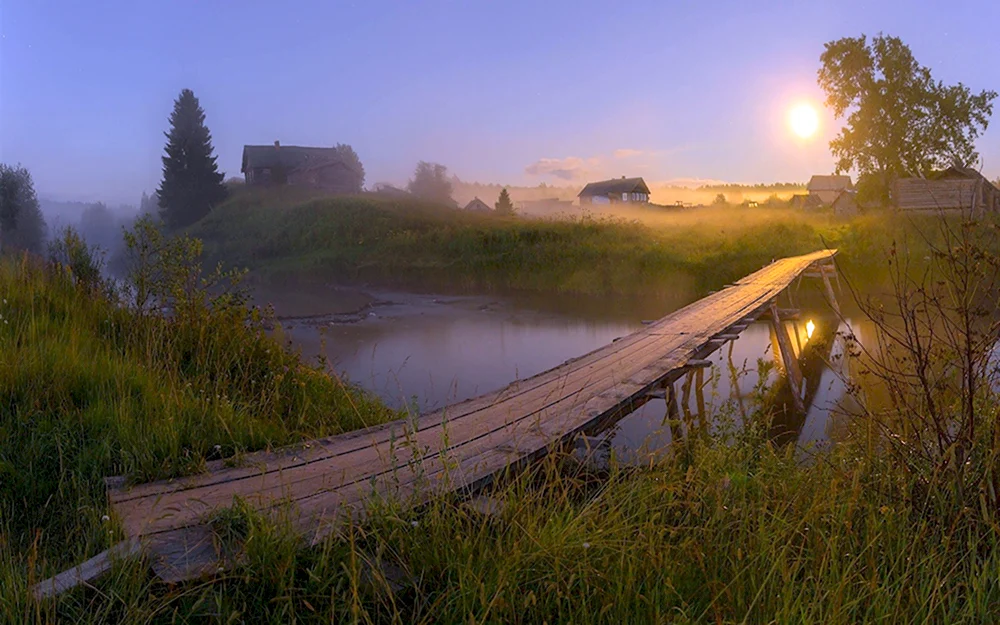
495, 188, 515, 215
157, 89, 227, 229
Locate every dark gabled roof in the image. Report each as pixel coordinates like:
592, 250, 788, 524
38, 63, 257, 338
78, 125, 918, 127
932, 165, 990, 181
807, 175, 853, 192
241, 144, 344, 173
464, 197, 492, 212
577, 177, 651, 198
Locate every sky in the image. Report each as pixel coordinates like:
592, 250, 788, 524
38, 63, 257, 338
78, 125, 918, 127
2, 0, 999, 205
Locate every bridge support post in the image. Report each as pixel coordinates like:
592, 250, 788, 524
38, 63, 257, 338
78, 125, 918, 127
769, 302, 805, 413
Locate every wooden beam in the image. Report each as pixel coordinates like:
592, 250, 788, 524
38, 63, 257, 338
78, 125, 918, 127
31, 539, 143, 601
681, 359, 712, 369
714, 334, 741, 341
768, 303, 804, 412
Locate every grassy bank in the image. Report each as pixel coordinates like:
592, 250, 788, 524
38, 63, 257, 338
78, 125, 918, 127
0, 253, 395, 606
192, 188, 907, 297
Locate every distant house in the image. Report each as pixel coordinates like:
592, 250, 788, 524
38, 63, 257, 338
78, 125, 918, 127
790, 193, 823, 210
832, 190, 859, 216
578, 177, 651, 205
806, 175, 853, 204
241, 141, 359, 192
464, 197, 493, 213
893, 166, 1000, 214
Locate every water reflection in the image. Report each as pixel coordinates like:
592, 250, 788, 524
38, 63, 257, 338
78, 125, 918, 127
283, 285, 866, 460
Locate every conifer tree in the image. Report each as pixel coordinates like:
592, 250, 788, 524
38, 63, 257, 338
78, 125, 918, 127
495, 188, 515, 215
157, 89, 227, 228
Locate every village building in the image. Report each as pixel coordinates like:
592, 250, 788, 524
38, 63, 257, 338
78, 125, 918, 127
892, 166, 1000, 214
832, 190, 859, 216
241, 142, 359, 192
463, 197, 493, 212
789, 193, 823, 210
578, 177, 651, 205
806, 175, 854, 204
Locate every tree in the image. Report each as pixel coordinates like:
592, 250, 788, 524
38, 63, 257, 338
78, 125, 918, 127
713, 193, 727, 205
495, 188, 515, 215
79, 202, 118, 251
334, 144, 365, 193
407, 161, 455, 205
157, 89, 227, 229
818, 34, 996, 205
0, 163, 47, 254
139, 191, 159, 216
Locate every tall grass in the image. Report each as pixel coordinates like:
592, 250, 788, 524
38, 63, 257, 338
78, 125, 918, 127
191, 188, 909, 297
0, 251, 395, 598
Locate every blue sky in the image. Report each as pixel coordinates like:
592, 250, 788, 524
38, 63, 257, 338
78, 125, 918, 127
2, 0, 999, 204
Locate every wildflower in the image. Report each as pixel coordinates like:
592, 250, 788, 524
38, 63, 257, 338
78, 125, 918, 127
582, 542, 591, 549
214, 444, 222, 452
101, 515, 110, 522
410, 520, 419, 528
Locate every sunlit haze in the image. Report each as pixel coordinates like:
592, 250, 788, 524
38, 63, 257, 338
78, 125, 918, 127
2, 0, 999, 204
789, 104, 820, 139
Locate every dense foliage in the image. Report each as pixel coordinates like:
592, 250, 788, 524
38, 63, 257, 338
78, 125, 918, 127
819, 34, 996, 204
0, 163, 47, 254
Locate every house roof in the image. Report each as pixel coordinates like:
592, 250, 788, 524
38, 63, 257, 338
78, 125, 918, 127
806, 175, 853, 192
932, 165, 991, 181
578, 177, 651, 198
241, 144, 345, 173
464, 198, 492, 211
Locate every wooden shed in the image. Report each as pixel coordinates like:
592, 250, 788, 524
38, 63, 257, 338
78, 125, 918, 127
892, 167, 1000, 214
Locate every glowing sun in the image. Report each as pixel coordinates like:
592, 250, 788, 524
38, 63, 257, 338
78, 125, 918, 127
788, 103, 819, 139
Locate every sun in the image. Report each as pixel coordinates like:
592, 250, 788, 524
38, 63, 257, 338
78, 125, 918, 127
789, 103, 819, 139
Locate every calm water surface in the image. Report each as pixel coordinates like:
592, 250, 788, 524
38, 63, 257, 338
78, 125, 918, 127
283, 285, 868, 462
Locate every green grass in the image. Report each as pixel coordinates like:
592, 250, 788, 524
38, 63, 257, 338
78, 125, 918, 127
0, 255, 396, 602
191, 187, 909, 297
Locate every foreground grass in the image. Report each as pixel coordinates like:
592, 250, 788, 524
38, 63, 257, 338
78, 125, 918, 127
10, 424, 1000, 623
192, 188, 911, 297
0, 255, 395, 599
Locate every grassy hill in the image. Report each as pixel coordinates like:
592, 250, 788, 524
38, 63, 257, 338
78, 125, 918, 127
191, 187, 894, 297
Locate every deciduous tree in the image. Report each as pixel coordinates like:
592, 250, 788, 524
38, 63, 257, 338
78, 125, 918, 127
407, 161, 455, 206
0, 163, 46, 254
818, 34, 996, 204
157, 89, 227, 229
334, 144, 365, 193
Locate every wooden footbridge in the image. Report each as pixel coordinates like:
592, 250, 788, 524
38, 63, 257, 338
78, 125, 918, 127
34, 249, 838, 598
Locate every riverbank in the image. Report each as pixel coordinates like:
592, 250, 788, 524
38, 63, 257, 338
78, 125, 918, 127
191, 187, 911, 298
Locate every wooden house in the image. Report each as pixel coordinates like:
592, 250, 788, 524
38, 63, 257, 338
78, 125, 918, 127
892, 166, 1000, 214
806, 175, 853, 204
578, 177, 651, 205
241, 142, 359, 192
463, 197, 493, 213
790, 193, 823, 210
832, 190, 859, 216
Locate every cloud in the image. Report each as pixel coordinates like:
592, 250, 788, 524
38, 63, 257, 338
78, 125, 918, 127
523, 156, 600, 182
613, 148, 645, 159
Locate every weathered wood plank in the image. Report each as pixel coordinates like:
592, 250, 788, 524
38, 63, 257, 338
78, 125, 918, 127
31, 539, 143, 600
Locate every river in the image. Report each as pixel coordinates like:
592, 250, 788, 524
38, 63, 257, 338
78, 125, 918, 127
276, 283, 868, 463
